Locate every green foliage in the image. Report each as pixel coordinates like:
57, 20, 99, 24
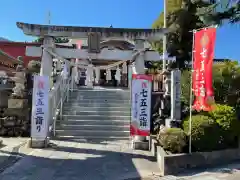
209, 104, 236, 130
183, 114, 224, 151
181, 60, 240, 107
198, 1, 240, 25
181, 70, 191, 104
213, 61, 240, 107
157, 128, 186, 153
183, 104, 240, 152
152, 0, 183, 29
152, 0, 217, 69
152, 0, 183, 54
209, 104, 240, 141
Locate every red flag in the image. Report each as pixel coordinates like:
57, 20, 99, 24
192, 28, 216, 111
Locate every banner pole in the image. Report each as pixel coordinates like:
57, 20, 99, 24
189, 30, 196, 154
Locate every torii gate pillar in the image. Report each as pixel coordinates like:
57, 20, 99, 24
31, 36, 54, 148
40, 36, 54, 77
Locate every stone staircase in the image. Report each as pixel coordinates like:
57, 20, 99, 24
55, 88, 131, 142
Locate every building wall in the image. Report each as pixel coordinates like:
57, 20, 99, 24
0, 42, 41, 67
0, 42, 74, 68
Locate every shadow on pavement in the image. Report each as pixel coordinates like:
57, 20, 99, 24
0, 141, 157, 180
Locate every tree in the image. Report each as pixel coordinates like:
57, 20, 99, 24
34, 37, 69, 44
152, 0, 183, 53
152, 0, 217, 69
213, 60, 240, 107
181, 60, 240, 108
197, 0, 240, 25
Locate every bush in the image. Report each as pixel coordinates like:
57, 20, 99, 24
208, 104, 240, 146
183, 115, 224, 152
209, 104, 239, 134
157, 128, 186, 153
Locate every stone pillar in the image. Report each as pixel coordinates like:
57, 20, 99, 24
95, 67, 100, 85
128, 64, 132, 88
133, 40, 145, 74
122, 62, 128, 87
40, 36, 54, 77
106, 69, 111, 82
74, 58, 79, 85
31, 36, 54, 148
86, 64, 93, 87
165, 70, 181, 128
115, 66, 121, 85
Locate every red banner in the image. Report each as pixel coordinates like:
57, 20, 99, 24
192, 28, 216, 111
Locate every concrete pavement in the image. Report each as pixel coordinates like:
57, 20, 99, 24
0, 140, 161, 180
0, 137, 31, 173
1, 139, 240, 179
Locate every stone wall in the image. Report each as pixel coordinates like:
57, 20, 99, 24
0, 91, 10, 108
153, 139, 240, 176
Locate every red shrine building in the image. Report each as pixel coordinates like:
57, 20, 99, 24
0, 41, 42, 67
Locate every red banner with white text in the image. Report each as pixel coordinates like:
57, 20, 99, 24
192, 28, 216, 111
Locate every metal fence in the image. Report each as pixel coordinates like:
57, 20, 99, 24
48, 75, 71, 136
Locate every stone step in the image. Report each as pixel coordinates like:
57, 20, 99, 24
54, 135, 130, 142
67, 99, 130, 103
61, 115, 131, 121
69, 91, 130, 95
55, 129, 130, 137
68, 96, 129, 100
63, 106, 131, 111
56, 124, 129, 131
64, 102, 130, 107
57, 119, 130, 126
62, 110, 131, 116
70, 87, 130, 93
70, 90, 130, 96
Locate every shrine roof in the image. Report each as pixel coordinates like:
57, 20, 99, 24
0, 49, 22, 65
0, 49, 21, 77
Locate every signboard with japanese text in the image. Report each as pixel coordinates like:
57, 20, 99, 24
31, 75, 50, 140
171, 70, 181, 120
131, 74, 152, 136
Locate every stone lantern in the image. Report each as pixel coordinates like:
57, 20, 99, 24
0, 56, 30, 136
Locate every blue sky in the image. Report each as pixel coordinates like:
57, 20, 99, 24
0, 0, 239, 60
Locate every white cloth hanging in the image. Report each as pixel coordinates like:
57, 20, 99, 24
115, 66, 121, 81
122, 61, 127, 74
61, 63, 68, 79
106, 69, 112, 81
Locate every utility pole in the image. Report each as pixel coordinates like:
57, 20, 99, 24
47, 11, 51, 25
162, 0, 167, 71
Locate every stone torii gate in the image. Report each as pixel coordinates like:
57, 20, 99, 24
16, 22, 172, 81
16, 22, 181, 147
